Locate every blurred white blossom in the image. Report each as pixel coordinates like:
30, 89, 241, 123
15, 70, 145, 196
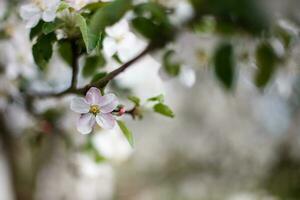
103, 19, 147, 62
20, 0, 60, 28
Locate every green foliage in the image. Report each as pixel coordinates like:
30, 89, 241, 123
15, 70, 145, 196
190, 0, 269, 35
75, 14, 99, 53
255, 41, 279, 88
32, 32, 56, 70
58, 40, 73, 66
42, 19, 64, 35
213, 42, 235, 90
30, 20, 44, 40
162, 50, 181, 77
89, 0, 132, 50
91, 72, 107, 83
148, 94, 164, 103
153, 103, 175, 118
128, 96, 141, 106
132, 2, 175, 47
117, 120, 134, 147
82, 54, 106, 77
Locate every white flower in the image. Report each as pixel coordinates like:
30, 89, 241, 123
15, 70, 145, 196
20, 0, 60, 28
70, 87, 119, 134
170, 0, 194, 26
103, 19, 146, 62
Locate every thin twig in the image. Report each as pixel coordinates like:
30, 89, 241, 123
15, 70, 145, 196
29, 44, 154, 98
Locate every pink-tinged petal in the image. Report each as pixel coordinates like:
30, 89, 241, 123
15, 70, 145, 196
98, 93, 118, 107
42, 10, 56, 22
25, 14, 42, 28
100, 94, 119, 113
85, 87, 102, 105
96, 113, 115, 129
20, 4, 40, 20
77, 113, 96, 134
70, 97, 90, 113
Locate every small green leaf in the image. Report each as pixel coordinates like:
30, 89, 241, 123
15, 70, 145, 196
58, 40, 73, 66
30, 20, 44, 40
153, 103, 174, 118
42, 19, 63, 34
57, 1, 70, 12
128, 96, 140, 106
75, 14, 99, 53
91, 72, 107, 83
82, 55, 106, 77
213, 42, 235, 90
82, 2, 107, 11
117, 120, 134, 147
89, 0, 132, 51
163, 50, 181, 77
148, 94, 164, 103
255, 41, 278, 88
32, 32, 56, 70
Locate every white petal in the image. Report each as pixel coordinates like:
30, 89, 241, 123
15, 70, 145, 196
179, 67, 196, 88
96, 113, 115, 129
118, 33, 146, 62
70, 97, 90, 113
44, 0, 60, 9
77, 113, 96, 134
105, 19, 129, 38
20, 4, 40, 20
100, 94, 119, 113
85, 87, 102, 105
42, 10, 56, 22
25, 14, 42, 28
103, 37, 117, 58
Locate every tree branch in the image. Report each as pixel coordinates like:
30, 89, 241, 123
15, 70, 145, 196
29, 44, 154, 98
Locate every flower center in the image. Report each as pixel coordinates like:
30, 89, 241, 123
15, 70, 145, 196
115, 35, 124, 43
89, 105, 100, 115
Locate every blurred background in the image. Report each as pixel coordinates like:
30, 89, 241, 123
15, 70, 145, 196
1, 0, 300, 200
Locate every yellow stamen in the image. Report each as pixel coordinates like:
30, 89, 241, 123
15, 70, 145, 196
89, 105, 100, 115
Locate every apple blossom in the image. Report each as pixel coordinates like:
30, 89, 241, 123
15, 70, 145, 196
70, 87, 118, 134
20, 0, 60, 28
103, 19, 146, 62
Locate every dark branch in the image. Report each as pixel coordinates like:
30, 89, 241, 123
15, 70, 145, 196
77, 44, 154, 94
29, 44, 154, 98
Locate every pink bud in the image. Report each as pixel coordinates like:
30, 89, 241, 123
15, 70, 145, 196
118, 107, 126, 116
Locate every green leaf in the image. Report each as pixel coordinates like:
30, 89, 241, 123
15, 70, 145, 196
148, 94, 164, 103
153, 103, 174, 118
82, 2, 107, 11
117, 120, 134, 147
75, 14, 99, 53
190, 0, 270, 35
91, 72, 107, 83
30, 20, 44, 40
255, 41, 278, 88
128, 96, 140, 106
213, 42, 235, 90
57, 1, 70, 12
42, 19, 63, 34
82, 54, 106, 77
163, 50, 181, 77
89, 0, 132, 50
32, 33, 56, 70
134, 2, 168, 23
58, 40, 73, 66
